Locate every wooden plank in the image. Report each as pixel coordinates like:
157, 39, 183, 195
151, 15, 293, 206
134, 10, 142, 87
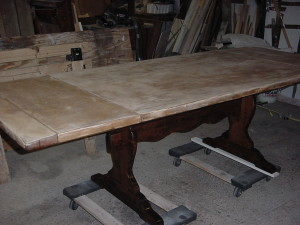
93, 28, 134, 66
0, 58, 40, 71
75, 195, 124, 225
0, 97, 57, 150
0, 77, 140, 149
0, 48, 37, 63
0, 56, 93, 73
180, 0, 212, 54
0, 65, 42, 82
140, 184, 177, 211
0, 30, 95, 50
71, 60, 84, 71
234, 3, 249, 34
0, 0, 20, 37
14, 0, 35, 36
172, 0, 199, 53
181, 155, 233, 183
191, 137, 280, 178
0, 135, 10, 184
37, 42, 93, 58
38, 62, 72, 75
190, 0, 216, 53
51, 48, 300, 122
165, 18, 184, 55
0, 66, 39, 78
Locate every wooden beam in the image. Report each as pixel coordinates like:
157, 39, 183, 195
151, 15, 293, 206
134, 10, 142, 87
181, 155, 233, 183
140, 184, 178, 212
75, 195, 124, 225
0, 48, 36, 64
0, 135, 11, 184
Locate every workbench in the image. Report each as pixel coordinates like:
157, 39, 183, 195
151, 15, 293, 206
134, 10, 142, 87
0, 47, 299, 224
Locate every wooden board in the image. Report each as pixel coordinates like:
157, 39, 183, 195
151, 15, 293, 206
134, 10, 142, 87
14, 0, 35, 36
51, 48, 300, 122
0, 97, 57, 149
0, 76, 139, 150
0, 0, 20, 37
0, 47, 300, 150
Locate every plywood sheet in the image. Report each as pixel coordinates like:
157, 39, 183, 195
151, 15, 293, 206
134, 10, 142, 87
0, 77, 139, 149
52, 48, 300, 121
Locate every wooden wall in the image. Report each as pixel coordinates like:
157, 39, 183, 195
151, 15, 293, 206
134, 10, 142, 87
0, 0, 35, 38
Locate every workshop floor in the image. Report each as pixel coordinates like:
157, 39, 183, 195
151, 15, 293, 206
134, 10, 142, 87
0, 101, 299, 225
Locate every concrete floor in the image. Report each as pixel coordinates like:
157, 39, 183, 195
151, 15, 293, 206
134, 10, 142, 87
0, 101, 299, 225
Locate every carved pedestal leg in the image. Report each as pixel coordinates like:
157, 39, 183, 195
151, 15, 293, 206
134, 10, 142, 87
204, 96, 278, 174
91, 128, 163, 225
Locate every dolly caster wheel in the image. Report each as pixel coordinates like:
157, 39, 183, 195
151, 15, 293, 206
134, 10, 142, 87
173, 158, 182, 167
69, 200, 79, 210
233, 187, 243, 198
204, 148, 212, 155
266, 176, 272, 182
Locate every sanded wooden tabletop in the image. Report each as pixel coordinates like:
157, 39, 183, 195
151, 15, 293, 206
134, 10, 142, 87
0, 47, 300, 150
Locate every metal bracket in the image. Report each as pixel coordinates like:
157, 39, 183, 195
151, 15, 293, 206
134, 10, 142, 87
66, 48, 83, 62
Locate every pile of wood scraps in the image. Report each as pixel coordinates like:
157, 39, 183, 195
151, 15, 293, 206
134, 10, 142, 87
165, 0, 221, 55
231, 0, 257, 36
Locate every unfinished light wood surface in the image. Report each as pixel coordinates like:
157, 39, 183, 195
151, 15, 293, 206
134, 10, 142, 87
0, 47, 300, 151
52, 47, 300, 121
0, 76, 140, 150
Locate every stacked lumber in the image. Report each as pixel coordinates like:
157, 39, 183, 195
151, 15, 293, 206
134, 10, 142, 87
0, 28, 133, 82
167, 0, 219, 55
231, 0, 257, 36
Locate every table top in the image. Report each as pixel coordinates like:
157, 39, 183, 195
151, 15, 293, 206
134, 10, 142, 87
0, 47, 300, 150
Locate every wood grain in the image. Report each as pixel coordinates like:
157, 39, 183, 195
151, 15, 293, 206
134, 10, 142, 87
52, 48, 300, 122
0, 76, 139, 149
0, 97, 57, 149
0, 47, 299, 150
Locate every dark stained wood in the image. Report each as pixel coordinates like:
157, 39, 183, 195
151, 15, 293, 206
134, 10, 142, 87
73, 0, 109, 17
92, 96, 277, 224
92, 128, 164, 225
15, 0, 35, 36
0, 0, 20, 37
203, 96, 277, 174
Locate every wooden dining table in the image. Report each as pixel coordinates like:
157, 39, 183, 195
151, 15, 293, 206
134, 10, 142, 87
0, 47, 299, 224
